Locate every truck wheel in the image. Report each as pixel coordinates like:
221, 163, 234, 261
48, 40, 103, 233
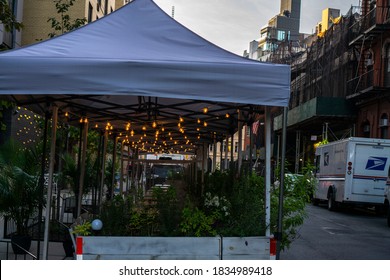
327, 191, 337, 211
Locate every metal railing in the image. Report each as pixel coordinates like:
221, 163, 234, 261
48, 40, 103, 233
349, 6, 390, 43
0, 239, 37, 260
347, 69, 374, 97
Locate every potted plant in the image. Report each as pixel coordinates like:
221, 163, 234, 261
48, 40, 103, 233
0, 140, 43, 254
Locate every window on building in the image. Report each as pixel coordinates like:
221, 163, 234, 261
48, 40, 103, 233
362, 120, 371, 138
222, 141, 226, 152
88, 3, 93, 23
234, 142, 238, 153
385, 44, 390, 87
277, 30, 286, 41
380, 113, 389, 139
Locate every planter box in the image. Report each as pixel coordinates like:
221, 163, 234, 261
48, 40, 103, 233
76, 236, 271, 260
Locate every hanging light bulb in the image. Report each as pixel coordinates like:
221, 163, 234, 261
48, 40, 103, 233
126, 122, 131, 131
202, 107, 208, 114
152, 121, 157, 128
203, 121, 208, 127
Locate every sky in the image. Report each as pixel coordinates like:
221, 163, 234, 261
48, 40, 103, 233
153, 0, 361, 55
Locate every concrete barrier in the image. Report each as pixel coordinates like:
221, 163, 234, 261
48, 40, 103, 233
76, 236, 271, 260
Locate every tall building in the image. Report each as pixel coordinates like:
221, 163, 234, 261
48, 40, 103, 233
316, 8, 341, 37
258, 0, 301, 60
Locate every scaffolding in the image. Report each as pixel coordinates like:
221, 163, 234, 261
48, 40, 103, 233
266, 7, 360, 171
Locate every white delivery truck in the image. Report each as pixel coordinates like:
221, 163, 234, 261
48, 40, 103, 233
313, 137, 390, 211
384, 167, 390, 227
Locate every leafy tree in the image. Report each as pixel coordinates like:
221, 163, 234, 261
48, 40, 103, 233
0, 140, 43, 235
47, 0, 87, 38
270, 162, 316, 250
0, 0, 23, 32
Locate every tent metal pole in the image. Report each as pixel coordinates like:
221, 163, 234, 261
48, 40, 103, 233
264, 106, 271, 238
36, 111, 49, 259
219, 139, 223, 171
230, 134, 234, 170
237, 110, 243, 175
249, 123, 253, 172
120, 140, 124, 195
276, 106, 288, 260
212, 138, 217, 172
43, 105, 58, 260
111, 135, 118, 199
77, 120, 88, 218
224, 134, 229, 170
98, 130, 108, 210
201, 143, 206, 195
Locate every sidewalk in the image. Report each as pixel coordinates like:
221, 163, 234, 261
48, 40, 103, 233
0, 239, 72, 260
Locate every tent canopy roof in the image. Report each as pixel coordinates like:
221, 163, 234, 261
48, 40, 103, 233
0, 0, 290, 152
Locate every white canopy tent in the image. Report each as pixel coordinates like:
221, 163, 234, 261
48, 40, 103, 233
0, 0, 290, 259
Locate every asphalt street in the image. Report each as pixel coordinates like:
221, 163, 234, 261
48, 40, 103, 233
280, 204, 390, 260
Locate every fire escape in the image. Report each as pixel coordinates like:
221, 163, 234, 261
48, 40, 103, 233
347, 1, 390, 102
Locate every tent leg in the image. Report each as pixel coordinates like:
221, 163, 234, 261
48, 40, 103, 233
276, 106, 288, 260
264, 106, 271, 238
43, 105, 58, 260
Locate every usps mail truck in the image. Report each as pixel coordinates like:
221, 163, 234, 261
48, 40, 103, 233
313, 137, 390, 211
385, 167, 390, 226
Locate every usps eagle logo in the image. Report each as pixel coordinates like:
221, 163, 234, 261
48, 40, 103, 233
365, 157, 388, 171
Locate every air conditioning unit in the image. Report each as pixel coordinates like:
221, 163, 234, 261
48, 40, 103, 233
379, 119, 388, 127
363, 124, 370, 132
